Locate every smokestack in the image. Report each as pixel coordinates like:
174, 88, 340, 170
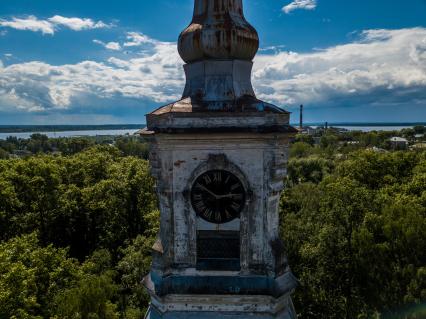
299, 104, 304, 130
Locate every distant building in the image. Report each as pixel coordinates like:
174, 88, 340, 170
411, 143, 426, 150
298, 126, 317, 135
305, 126, 318, 135
389, 137, 408, 150
414, 134, 424, 140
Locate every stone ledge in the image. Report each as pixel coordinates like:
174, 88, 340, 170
143, 271, 298, 299
146, 293, 297, 318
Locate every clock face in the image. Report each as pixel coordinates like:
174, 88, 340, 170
191, 170, 246, 224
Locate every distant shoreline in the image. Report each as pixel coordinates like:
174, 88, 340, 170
0, 124, 146, 133
291, 122, 426, 127
0, 123, 424, 134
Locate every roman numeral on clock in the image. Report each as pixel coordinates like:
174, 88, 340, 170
231, 201, 240, 211
195, 201, 206, 211
204, 209, 213, 219
231, 183, 240, 191
213, 172, 222, 182
203, 175, 212, 184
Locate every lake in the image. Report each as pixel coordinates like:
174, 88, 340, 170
0, 129, 140, 140
0, 125, 421, 140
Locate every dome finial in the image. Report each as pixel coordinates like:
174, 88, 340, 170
178, 0, 259, 63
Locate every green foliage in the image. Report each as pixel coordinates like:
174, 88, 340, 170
0, 233, 80, 319
337, 150, 419, 189
290, 142, 315, 159
117, 234, 156, 314
294, 134, 315, 146
281, 150, 426, 319
26, 134, 51, 153
0, 148, 8, 159
53, 251, 120, 319
115, 136, 149, 159
54, 277, 120, 319
287, 157, 332, 184
0, 134, 149, 158
0, 136, 19, 153
0, 146, 159, 318
56, 137, 96, 155
0, 146, 157, 259
0, 226, 157, 319
320, 132, 339, 149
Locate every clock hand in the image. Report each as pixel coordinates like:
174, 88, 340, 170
198, 184, 219, 199
216, 194, 243, 199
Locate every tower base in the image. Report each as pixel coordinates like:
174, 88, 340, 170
145, 294, 297, 319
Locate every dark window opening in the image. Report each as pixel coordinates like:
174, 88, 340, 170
196, 230, 240, 271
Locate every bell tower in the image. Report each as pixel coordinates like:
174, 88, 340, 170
142, 0, 298, 318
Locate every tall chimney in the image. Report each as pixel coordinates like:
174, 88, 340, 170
299, 104, 304, 130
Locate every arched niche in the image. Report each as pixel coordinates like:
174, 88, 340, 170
183, 153, 253, 272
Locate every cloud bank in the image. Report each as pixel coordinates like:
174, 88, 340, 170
0, 15, 111, 34
0, 33, 182, 113
283, 0, 317, 14
0, 28, 425, 120
48, 15, 110, 31
0, 16, 55, 35
93, 39, 122, 51
253, 28, 426, 108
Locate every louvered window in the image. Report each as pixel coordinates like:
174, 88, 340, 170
196, 230, 240, 271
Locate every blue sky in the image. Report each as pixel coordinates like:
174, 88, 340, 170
0, 0, 426, 124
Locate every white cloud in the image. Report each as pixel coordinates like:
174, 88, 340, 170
0, 15, 111, 35
124, 32, 157, 47
48, 15, 110, 31
0, 16, 55, 34
0, 28, 425, 117
0, 37, 183, 112
253, 28, 426, 108
93, 39, 121, 51
283, 0, 317, 14
105, 42, 121, 51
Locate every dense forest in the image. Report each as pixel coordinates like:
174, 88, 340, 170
0, 128, 425, 318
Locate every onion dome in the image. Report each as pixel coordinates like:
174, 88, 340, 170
178, 0, 259, 63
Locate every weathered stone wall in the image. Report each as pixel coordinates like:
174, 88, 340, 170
147, 132, 290, 277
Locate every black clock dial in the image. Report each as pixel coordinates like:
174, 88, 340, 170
191, 170, 246, 224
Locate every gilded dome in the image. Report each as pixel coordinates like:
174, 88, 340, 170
178, 0, 259, 63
